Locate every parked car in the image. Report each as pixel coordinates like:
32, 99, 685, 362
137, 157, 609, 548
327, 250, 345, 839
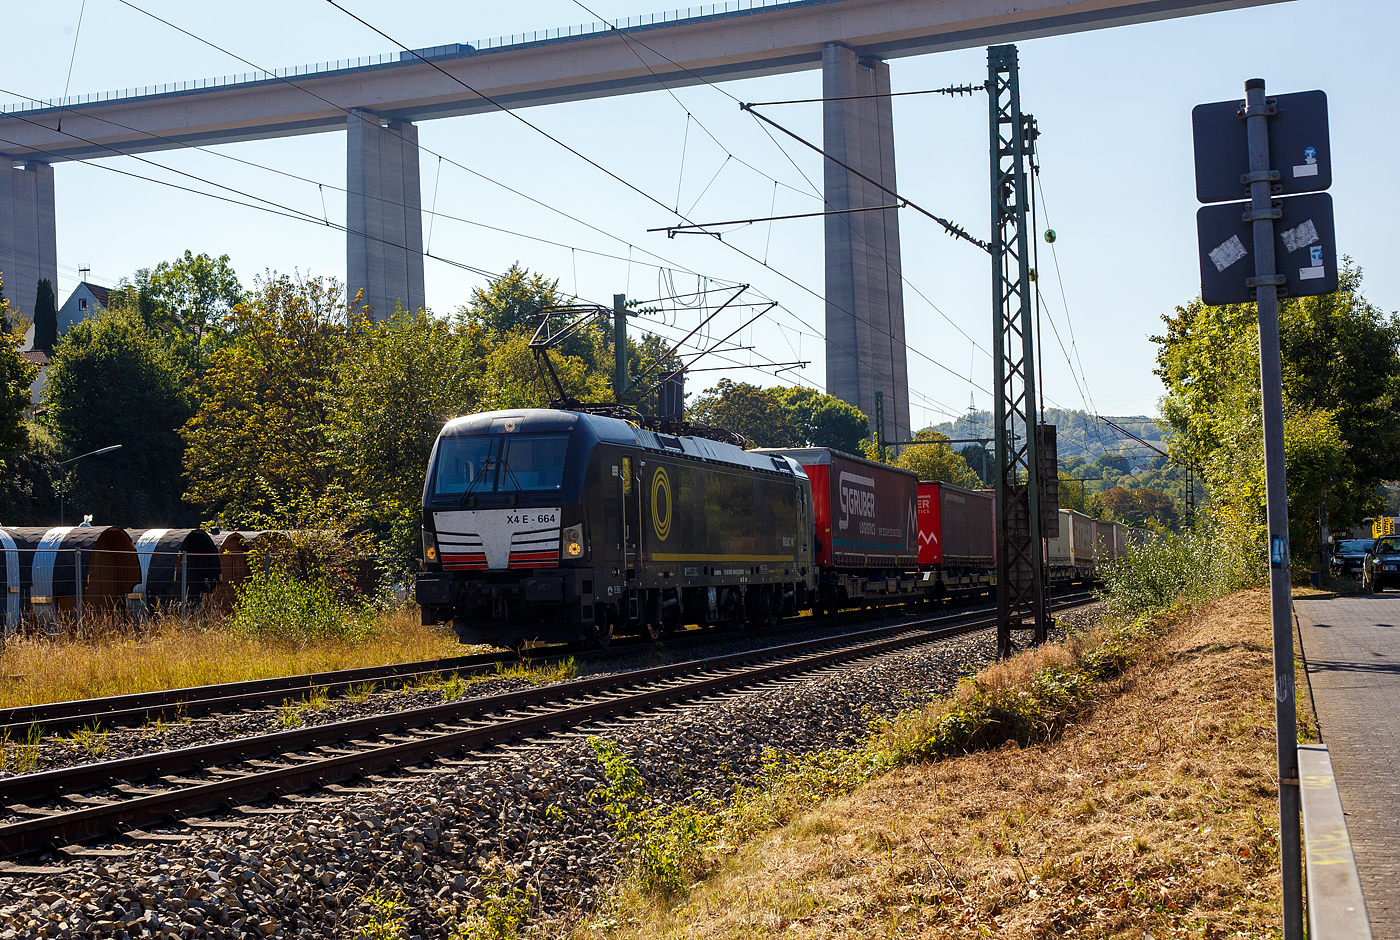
1331, 538, 1375, 578
1361, 537, 1400, 592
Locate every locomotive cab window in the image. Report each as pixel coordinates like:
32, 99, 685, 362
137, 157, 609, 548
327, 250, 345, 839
499, 435, 569, 491
433, 437, 499, 497
433, 434, 570, 495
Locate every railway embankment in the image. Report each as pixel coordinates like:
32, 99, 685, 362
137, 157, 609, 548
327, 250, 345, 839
0, 609, 1028, 938
579, 588, 1303, 940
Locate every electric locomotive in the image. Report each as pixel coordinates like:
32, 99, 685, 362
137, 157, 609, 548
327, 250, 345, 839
415, 409, 817, 648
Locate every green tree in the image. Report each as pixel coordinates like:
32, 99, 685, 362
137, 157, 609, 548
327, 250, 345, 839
775, 387, 868, 453
477, 329, 610, 411
687, 378, 795, 447
0, 279, 36, 474
882, 429, 982, 487
32, 278, 57, 354
1154, 260, 1386, 562
459, 263, 561, 334
146, 250, 243, 339
326, 311, 484, 568
182, 274, 347, 524
41, 306, 194, 523
1090, 485, 1180, 530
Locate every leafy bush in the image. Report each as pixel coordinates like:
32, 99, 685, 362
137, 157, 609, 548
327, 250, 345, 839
1098, 520, 1262, 622
229, 568, 377, 645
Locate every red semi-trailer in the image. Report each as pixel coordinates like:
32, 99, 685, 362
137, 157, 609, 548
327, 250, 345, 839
756, 447, 922, 610
757, 447, 919, 570
916, 482, 995, 569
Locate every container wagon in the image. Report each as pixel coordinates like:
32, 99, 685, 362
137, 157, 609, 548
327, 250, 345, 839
756, 448, 921, 611
916, 481, 995, 598
1045, 510, 1097, 583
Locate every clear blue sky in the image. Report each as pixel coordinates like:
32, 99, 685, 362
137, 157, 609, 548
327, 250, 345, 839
3, 0, 1393, 426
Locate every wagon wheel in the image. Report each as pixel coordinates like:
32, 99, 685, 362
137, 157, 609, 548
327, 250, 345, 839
764, 589, 781, 628
725, 589, 747, 631
644, 619, 667, 642
585, 610, 614, 649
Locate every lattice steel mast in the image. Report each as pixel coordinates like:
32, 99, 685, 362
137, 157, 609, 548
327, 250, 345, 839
989, 45, 1049, 656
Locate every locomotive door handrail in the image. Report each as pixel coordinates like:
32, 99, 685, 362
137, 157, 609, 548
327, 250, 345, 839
622, 454, 640, 580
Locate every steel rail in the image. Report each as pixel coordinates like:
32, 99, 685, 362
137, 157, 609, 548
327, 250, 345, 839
0, 649, 523, 737
2, 589, 1020, 737
0, 593, 1093, 860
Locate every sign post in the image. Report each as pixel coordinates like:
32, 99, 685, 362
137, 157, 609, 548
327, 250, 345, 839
1193, 79, 1336, 940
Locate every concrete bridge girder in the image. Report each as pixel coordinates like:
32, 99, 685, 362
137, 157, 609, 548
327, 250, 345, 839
0, 0, 1282, 380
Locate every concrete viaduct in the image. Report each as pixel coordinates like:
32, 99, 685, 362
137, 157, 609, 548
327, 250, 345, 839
0, 0, 1275, 438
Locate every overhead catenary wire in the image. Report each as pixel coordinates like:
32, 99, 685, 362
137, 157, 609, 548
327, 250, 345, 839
83, 0, 738, 293
567, 0, 993, 372
113, 0, 987, 415
0, 81, 723, 288
0, 129, 495, 282
43, 0, 981, 417
325, 0, 991, 410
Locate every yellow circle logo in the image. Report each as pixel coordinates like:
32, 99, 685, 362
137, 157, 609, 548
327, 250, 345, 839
651, 467, 672, 541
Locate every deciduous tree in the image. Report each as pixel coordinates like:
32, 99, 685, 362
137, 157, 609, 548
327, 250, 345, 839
886, 429, 983, 488
776, 386, 868, 453
1154, 259, 1386, 561
0, 277, 36, 475
687, 378, 795, 447
41, 306, 193, 523
182, 274, 347, 524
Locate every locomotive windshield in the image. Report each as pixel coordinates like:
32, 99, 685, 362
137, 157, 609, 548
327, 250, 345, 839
432, 434, 569, 497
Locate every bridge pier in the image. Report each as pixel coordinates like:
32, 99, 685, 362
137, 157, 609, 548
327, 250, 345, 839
0, 160, 57, 322
346, 110, 425, 322
822, 43, 910, 445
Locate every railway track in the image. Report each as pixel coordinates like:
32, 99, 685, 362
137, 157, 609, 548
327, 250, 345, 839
0, 593, 1093, 862
0, 589, 1038, 738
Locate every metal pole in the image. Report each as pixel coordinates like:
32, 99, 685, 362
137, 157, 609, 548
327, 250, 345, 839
613, 293, 628, 401
263, 550, 270, 580
74, 547, 83, 638
989, 44, 1047, 657
1245, 76, 1303, 940
179, 550, 188, 627
875, 391, 887, 462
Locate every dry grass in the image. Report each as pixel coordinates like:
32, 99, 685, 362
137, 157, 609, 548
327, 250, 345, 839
585, 589, 1297, 940
0, 607, 473, 708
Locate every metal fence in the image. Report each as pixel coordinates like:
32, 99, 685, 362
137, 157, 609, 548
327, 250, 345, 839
0, 0, 805, 115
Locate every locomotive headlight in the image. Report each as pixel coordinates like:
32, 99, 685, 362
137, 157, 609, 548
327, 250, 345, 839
562, 524, 585, 558
423, 528, 439, 563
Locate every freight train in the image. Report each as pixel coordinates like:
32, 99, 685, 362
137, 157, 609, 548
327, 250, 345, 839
414, 408, 1137, 648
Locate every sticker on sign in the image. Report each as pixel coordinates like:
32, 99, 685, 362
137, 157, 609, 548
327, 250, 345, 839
1209, 235, 1248, 272
1280, 219, 1319, 254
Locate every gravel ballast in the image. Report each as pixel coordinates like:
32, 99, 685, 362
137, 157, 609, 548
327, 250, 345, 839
0, 603, 1103, 939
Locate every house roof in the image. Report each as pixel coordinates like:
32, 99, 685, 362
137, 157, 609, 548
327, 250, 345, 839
80, 282, 110, 307
21, 349, 48, 366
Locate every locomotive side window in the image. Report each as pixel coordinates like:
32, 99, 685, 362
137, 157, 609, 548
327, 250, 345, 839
433, 437, 499, 496
499, 435, 570, 491
621, 457, 633, 495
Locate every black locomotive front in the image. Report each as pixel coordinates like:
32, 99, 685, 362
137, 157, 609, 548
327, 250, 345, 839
415, 408, 816, 647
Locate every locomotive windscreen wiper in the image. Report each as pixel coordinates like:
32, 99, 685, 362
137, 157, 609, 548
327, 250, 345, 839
459, 438, 500, 504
